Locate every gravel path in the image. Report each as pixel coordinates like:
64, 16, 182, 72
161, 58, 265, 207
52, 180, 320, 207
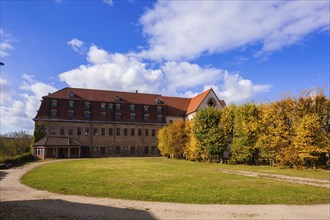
1, 160, 329, 220
217, 168, 330, 188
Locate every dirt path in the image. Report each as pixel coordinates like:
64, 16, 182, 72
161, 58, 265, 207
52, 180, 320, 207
217, 168, 330, 188
1, 160, 329, 220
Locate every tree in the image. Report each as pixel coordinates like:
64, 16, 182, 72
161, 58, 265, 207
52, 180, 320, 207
192, 107, 224, 161
231, 103, 260, 164
33, 122, 46, 143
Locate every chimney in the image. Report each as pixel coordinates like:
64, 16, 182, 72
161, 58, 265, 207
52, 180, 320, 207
136, 90, 138, 93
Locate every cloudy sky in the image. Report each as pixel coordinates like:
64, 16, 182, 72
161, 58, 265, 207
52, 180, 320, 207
0, 0, 329, 134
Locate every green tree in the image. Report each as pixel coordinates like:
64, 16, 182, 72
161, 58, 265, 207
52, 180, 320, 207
192, 107, 224, 161
231, 103, 260, 164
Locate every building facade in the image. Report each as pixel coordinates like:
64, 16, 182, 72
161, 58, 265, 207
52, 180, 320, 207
33, 87, 226, 159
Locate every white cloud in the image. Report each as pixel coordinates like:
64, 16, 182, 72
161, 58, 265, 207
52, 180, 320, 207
59, 46, 271, 103
0, 75, 57, 134
0, 29, 14, 57
67, 38, 86, 54
138, 1, 329, 60
59, 46, 163, 94
103, 0, 113, 6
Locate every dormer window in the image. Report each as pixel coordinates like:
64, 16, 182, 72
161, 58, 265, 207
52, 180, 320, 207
144, 105, 149, 112
157, 106, 162, 113
130, 113, 136, 121
108, 103, 113, 110
85, 102, 90, 109
157, 114, 163, 122
100, 103, 106, 110
69, 92, 75, 98
84, 111, 91, 119
207, 98, 216, 107
115, 96, 120, 102
51, 109, 57, 117
115, 103, 121, 111
130, 105, 135, 112
51, 99, 58, 108
69, 100, 74, 108
156, 98, 162, 104
144, 114, 150, 122
68, 110, 74, 118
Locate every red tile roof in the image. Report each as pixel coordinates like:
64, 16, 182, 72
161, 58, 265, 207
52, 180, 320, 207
40, 87, 226, 118
34, 136, 81, 146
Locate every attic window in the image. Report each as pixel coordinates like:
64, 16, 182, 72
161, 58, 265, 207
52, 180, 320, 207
207, 98, 216, 107
69, 100, 74, 108
108, 103, 113, 110
130, 113, 136, 121
157, 106, 162, 113
156, 98, 162, 104
144, 114, 150, 122
157, 114, 163, 122
68, 110, 74, 118
51, 99, 58, 108
69, 92, 75, 98
130, 105, 135, 112
115, 96, 120, 102
85, 102, 90, 109
144, 105, 149, 112
115, 103, 121, 111
51, 109, 57, 117
100, 103, 106, 110
84, 111, 91, 119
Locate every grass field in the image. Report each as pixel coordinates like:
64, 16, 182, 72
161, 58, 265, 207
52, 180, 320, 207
22, 158, 330, 204
218, 164, 330, 180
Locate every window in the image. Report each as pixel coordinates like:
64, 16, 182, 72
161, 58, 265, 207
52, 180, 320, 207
156, 98, 162, 104
144, 114, 149, 122
100, 103, 106, 110
50, 127, 56, 135
115, 113, 121, 120
84, 102, 90, 109
207, 98, 216, 107
69, 100, 74, 108
144, 105, 149, 112
130, 146, 136, 155
93, 128, 98, 136
35, 148, 44, 156
101, 128, 105, 136
60, 127, 65, 135
124, 128, 128, 136
152, 129, 156, 137
131, 128, 135, 136
84, 111, 91, 119
157, 114, 163, 122
77, 127, 81, 135
109, 128, 113, 136
130, 105, 135, 112
116, 146, 121, 155
115, 103, 121, 111
100, 112, 106, 120
51, 99, 58, 108
68, 110, 74, 118
157, 106, 162, 113
116, 128, 120, 136
115, 96, 120, 102
51, 109, 57, 118
108, 103, 113, 110
85, 127, 90, 136
144, 146, 149, 155
138, 129, 142, 136
152, 146, 157, 155
145, 129, 149, 136
130, 113, 136, 121
68, 128, 73, 135
69, 92, 75, 98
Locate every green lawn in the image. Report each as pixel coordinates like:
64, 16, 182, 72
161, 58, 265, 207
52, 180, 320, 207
22, 158, 330, 204
218, 164, 330, 180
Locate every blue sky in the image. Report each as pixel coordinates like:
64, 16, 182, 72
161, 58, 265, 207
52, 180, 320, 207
0, 0, 329, 134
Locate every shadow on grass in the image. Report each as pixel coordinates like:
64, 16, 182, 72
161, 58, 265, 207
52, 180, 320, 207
0, 199, 155, 220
